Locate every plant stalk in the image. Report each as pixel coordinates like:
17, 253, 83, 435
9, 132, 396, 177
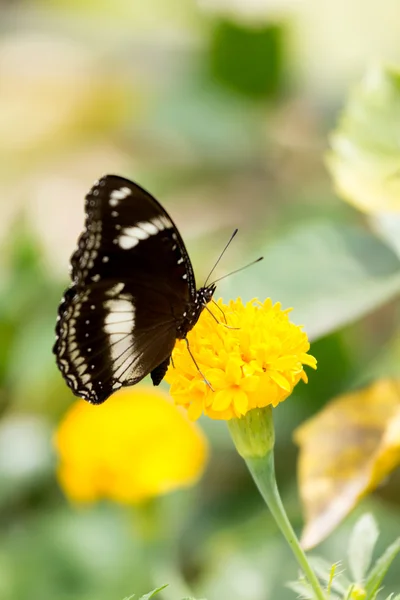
246, 451, 326, 600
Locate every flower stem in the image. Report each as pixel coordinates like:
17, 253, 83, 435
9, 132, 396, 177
245, 451, 326, 600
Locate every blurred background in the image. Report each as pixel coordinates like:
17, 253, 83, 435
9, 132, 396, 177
1, 1, 400, 599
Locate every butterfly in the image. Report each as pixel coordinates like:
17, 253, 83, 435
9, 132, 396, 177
53, 175, 216, 404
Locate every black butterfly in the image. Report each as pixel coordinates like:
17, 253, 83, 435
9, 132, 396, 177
54, 175, 216, 404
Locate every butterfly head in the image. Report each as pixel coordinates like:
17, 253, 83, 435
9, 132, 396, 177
197, 283, 216, 306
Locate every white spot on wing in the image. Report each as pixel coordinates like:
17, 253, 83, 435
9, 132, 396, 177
122, 226, 149, 240
70, 349, 80, 362
118, 236, 139, 249
104, 299, 138, 380
77, 364, 87, 376
139, 221, 158, 235
109, 186, 132, 206
104, 299, 134, 336
151, 217, 164, 231
106, 283, 125, 297
77, 220, 102, 279
161, 215, 173, 229
117, 224, 153, 249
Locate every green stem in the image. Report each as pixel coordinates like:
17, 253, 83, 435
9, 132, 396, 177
246, 452, 326, 600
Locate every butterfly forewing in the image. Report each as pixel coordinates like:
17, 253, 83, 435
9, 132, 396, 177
71, 175, 195, 297
54, 175, 200, 404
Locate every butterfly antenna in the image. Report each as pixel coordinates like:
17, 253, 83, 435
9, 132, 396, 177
204, 229, 238, 287
212, 299, 227, 323
210, 256, 263, 286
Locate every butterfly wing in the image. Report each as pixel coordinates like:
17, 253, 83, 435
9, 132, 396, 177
55, 280, 179, 403
54, 175, 196, 404
71, 174, 196, 296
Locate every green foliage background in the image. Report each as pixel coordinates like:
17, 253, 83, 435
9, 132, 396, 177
1, 1, 400, 599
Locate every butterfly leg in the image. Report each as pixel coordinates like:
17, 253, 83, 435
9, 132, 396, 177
204, 304, 239, 330
212, 299, 227, 323
184, 338, 214, 391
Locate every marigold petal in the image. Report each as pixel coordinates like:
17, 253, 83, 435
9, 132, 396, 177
246, 360, 264, 376
301, 371, 309, 384
272, 356, 299, 370
207, 368, 230, 389
241, 375, 260, 393
300, 353, 318, 369
212, 389, 234, 412
233, 390, 249, 417
226, 358, 243, 385
187, 399, 204, 421
269, 370, 292, 392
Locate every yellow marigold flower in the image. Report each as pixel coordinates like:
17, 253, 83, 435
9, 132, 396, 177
55, 387, 208, 504
166, 298, 316, 421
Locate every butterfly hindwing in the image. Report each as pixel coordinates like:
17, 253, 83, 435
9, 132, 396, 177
55, 278, 180, 403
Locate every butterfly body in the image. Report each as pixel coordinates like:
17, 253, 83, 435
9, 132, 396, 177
54, 175, 215, 404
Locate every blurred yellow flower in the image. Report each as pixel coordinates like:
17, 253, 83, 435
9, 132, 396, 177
55, 387, 208, 504
295, 378, 400, 549
166, 298, 316, 421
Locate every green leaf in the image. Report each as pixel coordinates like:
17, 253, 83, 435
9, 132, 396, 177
308, 557, 350, 594
365, 537, 400, 599
348, 514, 379, 583
327, 65, 400, 213
343, 586, 355, 600
208, 19, 284, 100
219, 221, 400, 340
137, 586, 169, 600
